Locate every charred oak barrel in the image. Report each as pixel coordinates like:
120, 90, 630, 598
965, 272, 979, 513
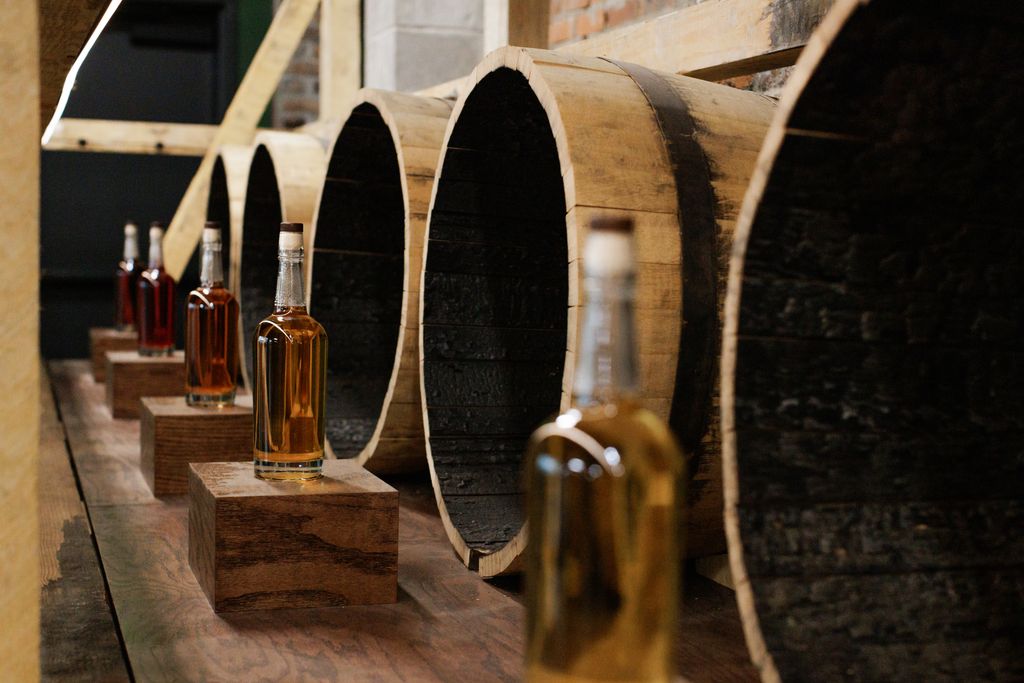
420, 47, 776, 577
237, 132, 325, 391
309, 89, 452, 471
721, 1, 1024, 680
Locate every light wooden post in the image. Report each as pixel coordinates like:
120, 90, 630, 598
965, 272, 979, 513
319, 0, 361, 121
1, 1, 40, 678
484, 0, 550, 52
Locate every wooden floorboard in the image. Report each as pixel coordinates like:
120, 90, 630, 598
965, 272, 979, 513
48, 359, 756, 682
39, 369, 130, 682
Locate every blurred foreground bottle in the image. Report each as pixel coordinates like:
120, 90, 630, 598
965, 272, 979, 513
137, 222, 176, 356
185, 221, 239, 406
524, 216, 684, 683
114, 220, 141, 331
252, 222, 327, 480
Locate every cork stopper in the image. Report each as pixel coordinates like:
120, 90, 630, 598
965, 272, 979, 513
203, 221, 222, 243
584, 215, 635, 277
279, 222, 303, 250
124, 220, 137, 236
149, 223, 164, 240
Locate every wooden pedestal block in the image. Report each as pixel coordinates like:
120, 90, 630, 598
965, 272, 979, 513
105, 350, 185, 419
188, 460, 399, 613
89, 327, 136, 382
140, 396, 253, 496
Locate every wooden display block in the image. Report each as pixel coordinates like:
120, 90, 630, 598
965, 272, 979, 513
140, 396, 253, 497
89, 327, 136, 382
188, 460, 399, 613
105, 350, 185, 419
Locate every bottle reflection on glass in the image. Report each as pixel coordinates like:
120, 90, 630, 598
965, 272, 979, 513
524, 216, 684, 683
185, 221, 239, 406
137, 222, 176, 356
115, 220, 141, 331
252, 222, 327, 480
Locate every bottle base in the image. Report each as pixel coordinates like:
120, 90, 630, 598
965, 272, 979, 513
139, 345, 174, 357
254, 457, 323, 480
186, 390, 236, 408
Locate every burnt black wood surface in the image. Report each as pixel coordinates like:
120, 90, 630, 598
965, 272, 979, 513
732, 3, 1024, 680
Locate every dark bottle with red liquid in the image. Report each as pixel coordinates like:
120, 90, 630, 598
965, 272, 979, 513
137, 222, 176, 356
114, 220, 141, 330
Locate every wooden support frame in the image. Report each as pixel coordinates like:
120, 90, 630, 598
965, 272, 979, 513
44, 118, 218, 156
2, 1, 40, 678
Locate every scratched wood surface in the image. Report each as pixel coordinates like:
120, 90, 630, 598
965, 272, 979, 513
39, 371, 129, 682
48, 360, 754, 682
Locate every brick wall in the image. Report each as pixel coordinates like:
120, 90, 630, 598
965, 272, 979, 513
549, 0, 704, 47
271, 3, 321, 129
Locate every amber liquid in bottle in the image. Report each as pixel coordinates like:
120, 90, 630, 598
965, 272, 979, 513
137, 223, 176, 356
253, 223, 327, 480
186, 224, 239, 406
115, 221, 141, 331
524, 219, 684, 683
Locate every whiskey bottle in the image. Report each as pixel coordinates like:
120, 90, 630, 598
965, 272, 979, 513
115, 220, 141, 331
137, 222, 176, 356
252, 222, 327, 480
524, 216, 685, 683
185, 221, 239, 406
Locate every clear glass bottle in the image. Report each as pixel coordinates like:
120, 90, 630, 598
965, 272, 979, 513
524, 216, 685, 683
185, 221, 239, 406
137, 222, 176, 356
115, 220, 141, 331
252, 222, 327, 480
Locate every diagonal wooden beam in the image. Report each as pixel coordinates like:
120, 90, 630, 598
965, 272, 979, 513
162, 0, 321, 280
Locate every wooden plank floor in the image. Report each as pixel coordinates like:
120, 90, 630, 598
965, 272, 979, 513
46, 360, 757, 682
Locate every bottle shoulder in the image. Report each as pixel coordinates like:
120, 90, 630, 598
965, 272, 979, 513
528, 400, 684, 474
187, 285, 237, 306
254, 309, 327, 342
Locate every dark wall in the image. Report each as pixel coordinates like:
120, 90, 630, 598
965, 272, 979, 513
40, 0, 241, 359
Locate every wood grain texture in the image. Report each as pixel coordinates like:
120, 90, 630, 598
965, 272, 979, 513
44, 118, 218, 156
51, 359, 754, 682
51, 361, 154, 506
318, 0, 361, 119
89, 326, 136, 382
38, 0, 108, 128
188, 460, 398, 612
310, 90, 452, 473
105, 350, 186, 419
419, 47, 775, 577
237, 132, 325, 390
720, 1, 1024, 681
140, 396, 253, 496
1, 3, 41, 676
39, 371, 129, 682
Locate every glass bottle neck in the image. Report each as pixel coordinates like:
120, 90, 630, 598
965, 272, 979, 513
123, 233, 139, 261
199, 240, 225, 287
148, 241, 163, 269
572, 271, 638, 406
275, 247, 305, 309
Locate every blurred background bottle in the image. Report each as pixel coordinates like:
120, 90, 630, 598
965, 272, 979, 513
114, 220, 140, 331
137, 222, 176, 356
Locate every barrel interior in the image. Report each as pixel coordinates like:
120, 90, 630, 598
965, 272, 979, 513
239, 145, 281, 376
205, 155, 232, 286
312, 103, 405, 458
423, 68, 568, 556
731, 4, 1024, 679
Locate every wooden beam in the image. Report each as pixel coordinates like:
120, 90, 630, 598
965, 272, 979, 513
44, 118, 218, 156
0, 0, 41, 679
39, 0, 111, 129
319, 0, 361, 120
420, 0, 835, 96
484, 0, 551, 52
162, 0, 321, 280
563, 0, 836, 80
